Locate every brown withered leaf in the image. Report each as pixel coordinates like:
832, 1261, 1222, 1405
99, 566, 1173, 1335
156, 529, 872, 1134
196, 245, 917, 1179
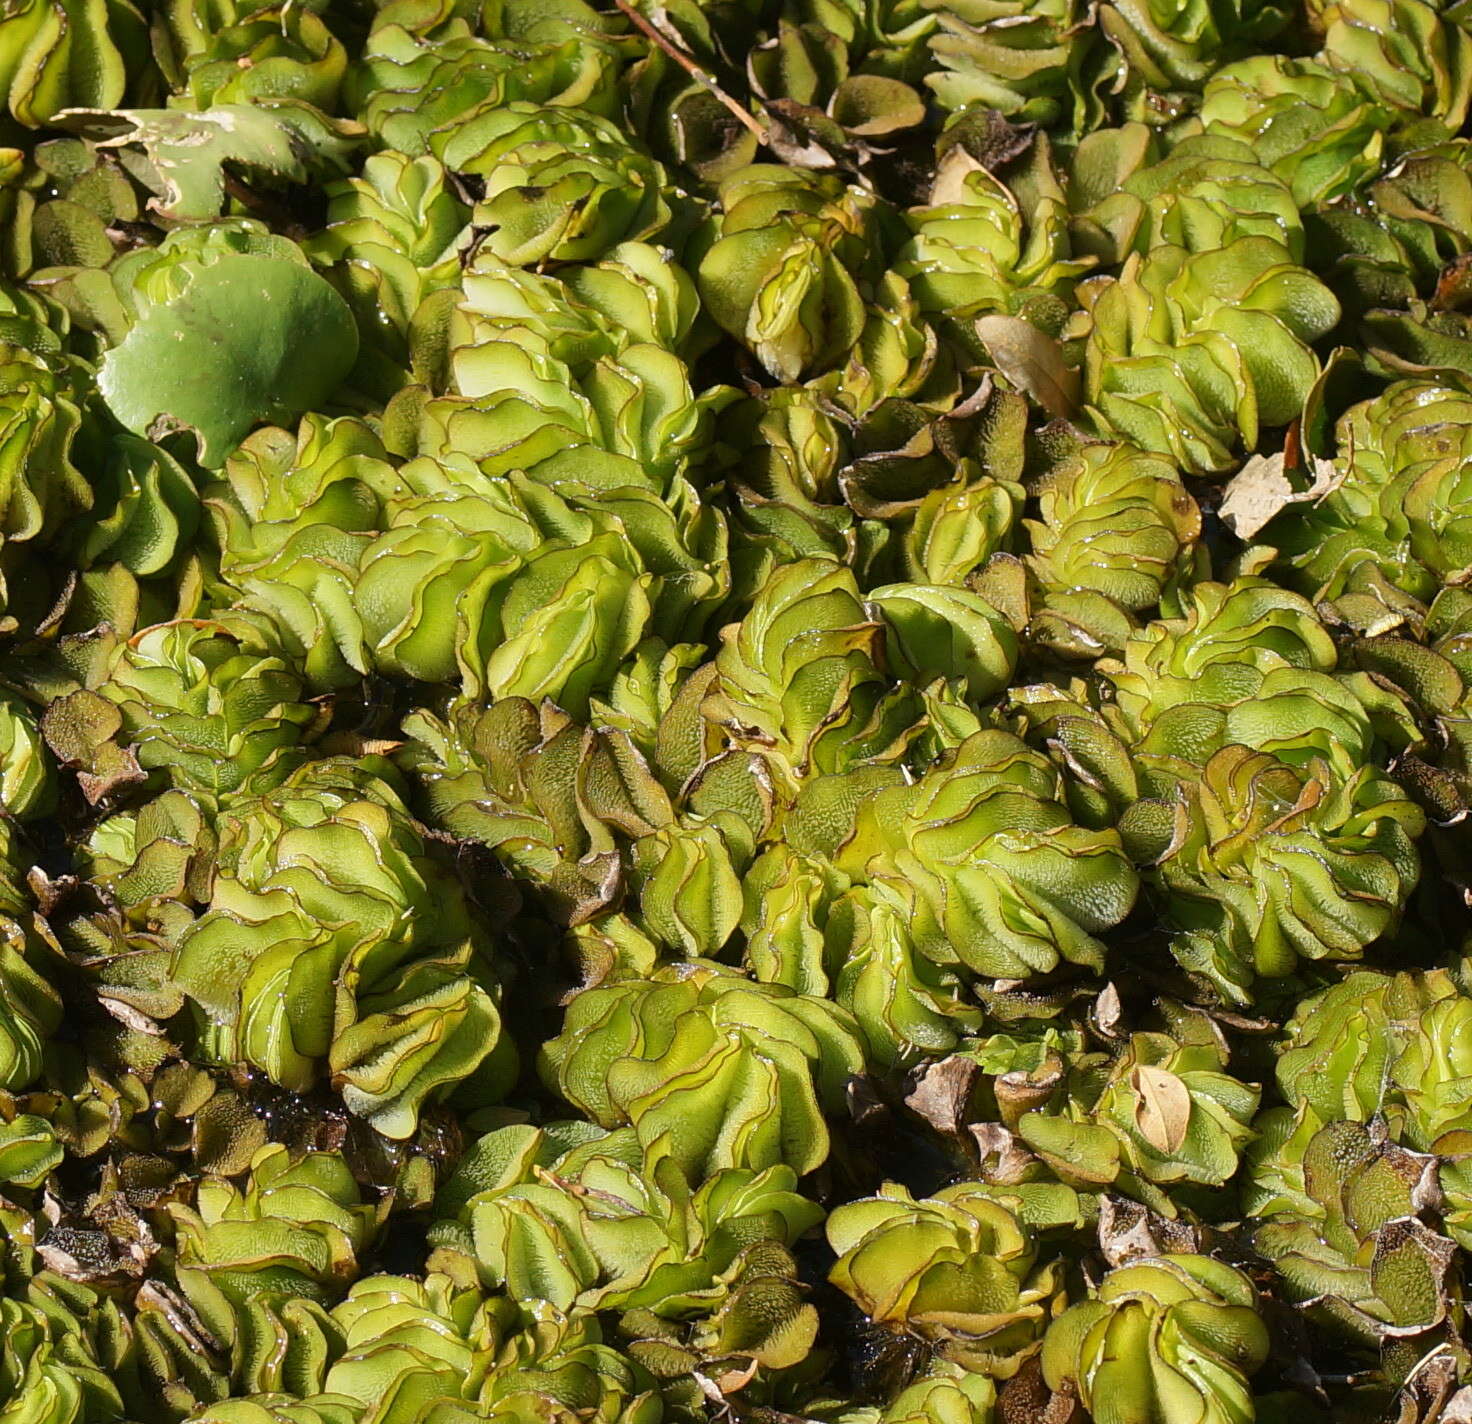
1218, 451, 1290, 540
1098, 1196, 1199, 1266
38, 1190, 158, 1283
845, 1073, 888, 1129
937, 107, 1037, 185
319, 731, 403, 758
1393, 754, 1470, 829
25, 868, 80, 918
999, 1357, 1079, 1424
1131, 1065, 1191, 1154
711, 1357, 761, 1395
971, 1122, 1038, 1184
975, 315, 1079, 420
96, 994, 166, 1036
904, 1054, 978, 1138
1387, 1348, 1462, 1424
1094, 982, 1123, 1039
1218, 451, 1341, 540
762, 101, 846, 170
135, 1280, 222, 1356
40, 689, 147, 804
1432, 253, 1472, 313
1357, 1220, 1458, 1338
929, 143, 989, 206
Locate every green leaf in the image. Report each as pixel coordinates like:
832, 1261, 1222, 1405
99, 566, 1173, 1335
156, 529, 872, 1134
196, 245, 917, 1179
98, 255, 358, 467
64, 103, 363, 221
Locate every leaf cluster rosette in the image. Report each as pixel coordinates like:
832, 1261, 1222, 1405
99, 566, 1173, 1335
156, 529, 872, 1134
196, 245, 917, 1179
874, 1366, 999, 1424
539, 962, 865, 1179
1081, 235, 1340, 473
1269, 382, 1472, 604
1315, 0, 1472, 128
1016, 1027, 1260, 1212
200, 414, 398, 692
1070, 131, 1304, 266
1096, 577, 1397, 776
67, 434, 202, 622
1040, 1255, 1269, 1424
1193, 57, 1391, 208
746, 853, 979, 1067
1024, 441, 1202, 653
307, 153, 470, 382
86, 620, 318, 796
0, 292, 93, 627
320, 1271, 505, 1422
347, 10, 624, 157
826, 1181, 1059, 1374
829, 728, 1139, 981
0, 692, 53, 821
1249, 1119, 1458, 1344
0, 1294, 124, 1424
180, 1397, 360, 1424
0, 0, 138, 128
167, 1145, 376, 1310
920, 0, 1110, 128
1132, 745, 1423, 1001
894, 148, 1092, 326
152, 0, 348, 112
0, 916, 64, 1095
441, 245, 718, 481
437, 105, 676, 268
735, 712, 1139, 1063
170, 759, 513, 1138
694, 166, 888, 383
8, 0, 1472, 1418
428, 1118, 821, 1360
1249, 966, 1472, 1254
704, 558, 909, 777
1097, 0, 1293, 98
207, 298, 724, 707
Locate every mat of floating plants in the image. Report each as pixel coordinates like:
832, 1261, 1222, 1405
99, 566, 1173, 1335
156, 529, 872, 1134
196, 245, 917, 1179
0, 0, 1468, 1421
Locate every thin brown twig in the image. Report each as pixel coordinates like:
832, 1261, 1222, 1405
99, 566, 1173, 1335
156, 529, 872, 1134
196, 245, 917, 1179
611, 0, 768, 143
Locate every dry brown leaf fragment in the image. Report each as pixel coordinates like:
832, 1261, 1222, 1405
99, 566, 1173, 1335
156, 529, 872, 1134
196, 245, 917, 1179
904, 1054, 979, 1137
712, 1358, 761, 1395
1131, 1064, 1192, 1154
929, 143, 990, 206
975, 315, 1080, 420
1098, 1196, 1200, 1266
1094, 982, 1123, 1039
1218, 451, 1342, 540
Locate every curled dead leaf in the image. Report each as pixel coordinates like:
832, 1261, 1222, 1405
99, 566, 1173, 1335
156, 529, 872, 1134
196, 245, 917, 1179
1098, 1196, 1200, 1266
971, 1121, 1038, 1184
975, 315, 1079, 420
711, 1357, 761, 1395
1218, 451, 1342, 541
1131, 1064, 1191, 1155
1094, 982, 1123, 1039
904, 1055, 978, 1138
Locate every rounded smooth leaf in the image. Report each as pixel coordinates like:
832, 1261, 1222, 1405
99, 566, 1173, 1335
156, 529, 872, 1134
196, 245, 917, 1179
99, 254, 359, 467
